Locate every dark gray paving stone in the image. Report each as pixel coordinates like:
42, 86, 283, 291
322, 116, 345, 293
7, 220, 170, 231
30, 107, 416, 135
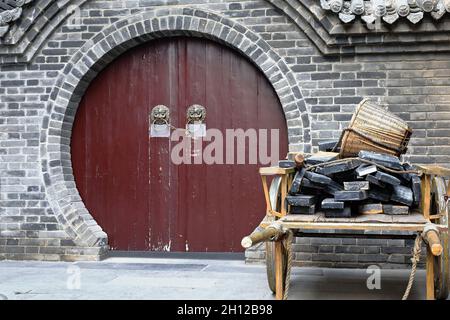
289, 167, 306, 195
383, 205, 409, 215
359, 203, 383, 215
375, 171, 401, 186
291, 204, 316, 214
324, 207, 352, 218
358, 151, 403, 170
356, 164, 377, 177
301, 178, 324, 190
286, 194, 316, 207
325, 181, 345, 196
366, 174, 386, 188
316, 159, 361, 176
305, 152, 339, 165
391, 185, 414, 206
334, 190, 368, 201
279, 160, 296, 168
411, 175, 422, 207
402, 163, 416, 181
344, 181, 370, 191
304, 171, 334, 185
321, 198, 345, 210
318, 140, 339, 152
368, 187, 391, 202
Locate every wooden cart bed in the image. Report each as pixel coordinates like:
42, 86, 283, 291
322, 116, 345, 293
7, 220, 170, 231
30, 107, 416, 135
244, 164, 450, 300
275, 212, 446, 232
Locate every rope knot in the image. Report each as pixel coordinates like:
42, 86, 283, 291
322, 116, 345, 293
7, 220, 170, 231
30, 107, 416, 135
402, 234, 423, 300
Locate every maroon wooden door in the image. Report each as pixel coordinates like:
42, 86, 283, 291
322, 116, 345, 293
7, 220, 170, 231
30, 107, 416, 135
72, 37, 288, 252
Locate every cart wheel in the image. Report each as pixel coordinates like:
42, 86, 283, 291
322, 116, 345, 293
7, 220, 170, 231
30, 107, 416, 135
431, 177, 449, 300
266, 241, 277, 294
266, 239, 288, 294
266, 176, 282, 294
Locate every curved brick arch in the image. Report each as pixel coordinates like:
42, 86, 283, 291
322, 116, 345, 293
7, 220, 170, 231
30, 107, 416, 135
41, 7, 310, 248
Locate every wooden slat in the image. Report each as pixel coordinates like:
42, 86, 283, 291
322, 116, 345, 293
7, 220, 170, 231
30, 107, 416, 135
421, 174, 432, 219
447, 179, 450, 197
417, 165, 450, 177
259, 212, 447, 232
424, 229, 443, 256
277, 222, 433, 232
268, 210, 284, 218
261, 176, 271, 213
281, 175, 287, 216
281, 212, 428, 224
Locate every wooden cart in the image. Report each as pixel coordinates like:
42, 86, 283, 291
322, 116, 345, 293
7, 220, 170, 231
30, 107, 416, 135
242, 165, 450, 300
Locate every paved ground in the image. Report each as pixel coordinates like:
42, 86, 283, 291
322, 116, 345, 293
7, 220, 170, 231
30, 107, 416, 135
0, 257, 436, 300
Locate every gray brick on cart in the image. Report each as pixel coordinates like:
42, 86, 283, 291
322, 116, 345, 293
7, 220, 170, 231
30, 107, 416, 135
321, 198, 345, 210
286, 195, 316, 207
359, 151, 403, 171
335, 190, 368, 201
344, 181, 370, 191
383, 205, 409, 215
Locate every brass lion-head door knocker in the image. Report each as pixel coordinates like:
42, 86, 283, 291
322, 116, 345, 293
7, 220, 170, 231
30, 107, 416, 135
186, 104, 207, 138
150, 105, 171, 138
187, 104, 206, 124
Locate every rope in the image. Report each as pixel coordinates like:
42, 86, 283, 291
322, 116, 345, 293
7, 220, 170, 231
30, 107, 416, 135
282, 230, 294, 300
331, 131, 344, 153
402, 233, 423, 300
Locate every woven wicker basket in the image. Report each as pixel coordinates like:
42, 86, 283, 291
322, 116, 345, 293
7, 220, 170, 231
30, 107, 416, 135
340, 99, 412, 158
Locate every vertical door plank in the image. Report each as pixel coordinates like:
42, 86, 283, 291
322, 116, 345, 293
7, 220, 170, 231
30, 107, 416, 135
148, 39, 177, 251
182, 39, 208, 252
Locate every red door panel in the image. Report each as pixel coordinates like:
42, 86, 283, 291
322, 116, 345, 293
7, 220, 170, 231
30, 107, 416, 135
72, 37, 288, 252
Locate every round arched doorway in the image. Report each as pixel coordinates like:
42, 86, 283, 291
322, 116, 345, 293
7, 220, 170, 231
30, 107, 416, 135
71, 37, 288, 252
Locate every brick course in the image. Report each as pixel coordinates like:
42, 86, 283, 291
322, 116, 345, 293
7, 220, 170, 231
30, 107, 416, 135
0, 0, 449, 267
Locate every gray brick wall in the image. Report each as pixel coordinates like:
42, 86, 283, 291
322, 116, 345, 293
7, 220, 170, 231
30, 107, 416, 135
246, 233, 427, 269
0, 0, 448, 266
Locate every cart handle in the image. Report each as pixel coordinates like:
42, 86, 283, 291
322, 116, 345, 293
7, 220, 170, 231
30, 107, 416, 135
423, 223, 443, 257
416, 165, 450, 178
241, 223, 284, 249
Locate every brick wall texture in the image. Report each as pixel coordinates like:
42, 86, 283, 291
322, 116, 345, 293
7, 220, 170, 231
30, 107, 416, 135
0, 0, 449, 267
